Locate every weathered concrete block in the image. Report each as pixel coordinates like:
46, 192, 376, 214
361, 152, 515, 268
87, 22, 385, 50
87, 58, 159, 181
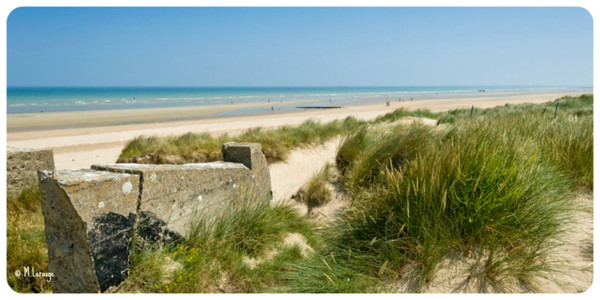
38, 169, 140, 293
92, 162, 257, 239
7, 147, 54, 195
222, 142, 272, 200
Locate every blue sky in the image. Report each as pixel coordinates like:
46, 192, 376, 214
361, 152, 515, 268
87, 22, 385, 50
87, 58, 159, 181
7, 7, 593, 87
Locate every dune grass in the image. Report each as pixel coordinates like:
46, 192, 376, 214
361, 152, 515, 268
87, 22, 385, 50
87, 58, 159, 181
373, 108, 440, 123
437, 94, 593, 190
280, 95, 592, 292
536, 115, 593, 189
330, 123, 571, 290
118, 191, 317, 293
294, 164, 335, 211
118, 117, 365, 164
117, 107, 440, 165
6, 186, 51, 293
437, 94, 593, 125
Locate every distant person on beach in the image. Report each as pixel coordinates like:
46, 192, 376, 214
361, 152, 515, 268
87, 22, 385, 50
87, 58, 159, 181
271, 106, 274, 111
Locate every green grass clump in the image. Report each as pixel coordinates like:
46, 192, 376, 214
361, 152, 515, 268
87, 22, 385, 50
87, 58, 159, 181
7, 185, 42, 213
115, 247, 177, 293
120, 191, 317, 293
536, 114, 593, 189
118, 117, 364, 164
436, 94, 593, 190
335, 127, 371, 176
437, 94, 593, 125
118, 133, 226, 164
373, 108, 439, 123
7, 186, 51, 293
296, 164, 334, 211
339, 124, 435, 190
277, 243, 385, 293
330, 117, 573, 290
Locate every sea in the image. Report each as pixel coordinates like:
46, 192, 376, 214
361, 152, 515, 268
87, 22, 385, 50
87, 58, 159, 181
6, 86, 590, 115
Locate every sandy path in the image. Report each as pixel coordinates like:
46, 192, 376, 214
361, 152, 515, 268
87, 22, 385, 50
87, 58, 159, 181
269, 138, 340, 203
533, 193, 594, 293
6, 92, 584, 170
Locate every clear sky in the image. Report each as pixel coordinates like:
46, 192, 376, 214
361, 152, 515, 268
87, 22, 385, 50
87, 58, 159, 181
7, 7, 593, 87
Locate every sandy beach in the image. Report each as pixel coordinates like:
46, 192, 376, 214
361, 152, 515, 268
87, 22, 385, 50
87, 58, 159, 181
6, 7, 593, 295
6, 91, 587, 170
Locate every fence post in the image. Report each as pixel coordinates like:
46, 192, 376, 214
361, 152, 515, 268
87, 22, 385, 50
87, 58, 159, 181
554, 102, 559, 118
470, 105, 474, 116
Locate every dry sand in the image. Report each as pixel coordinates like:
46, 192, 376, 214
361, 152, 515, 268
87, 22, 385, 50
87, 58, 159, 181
6, 92, 581, 170
405, 193, 594, 293
269, 138, 340, 203
269, 137, 350, 222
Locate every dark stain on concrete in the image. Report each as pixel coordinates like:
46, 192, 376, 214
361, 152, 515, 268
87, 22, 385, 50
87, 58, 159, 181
137, 211, 182, 244
88, 212, 136, 292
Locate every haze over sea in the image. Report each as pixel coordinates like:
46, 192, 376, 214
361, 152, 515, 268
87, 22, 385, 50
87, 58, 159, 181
6, 86, 590, 115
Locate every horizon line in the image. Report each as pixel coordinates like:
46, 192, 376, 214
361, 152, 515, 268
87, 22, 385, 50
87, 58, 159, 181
7, 84, 591, 89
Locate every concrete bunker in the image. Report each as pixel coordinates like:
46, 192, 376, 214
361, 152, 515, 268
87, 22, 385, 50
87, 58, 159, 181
36, 142, 272, 292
